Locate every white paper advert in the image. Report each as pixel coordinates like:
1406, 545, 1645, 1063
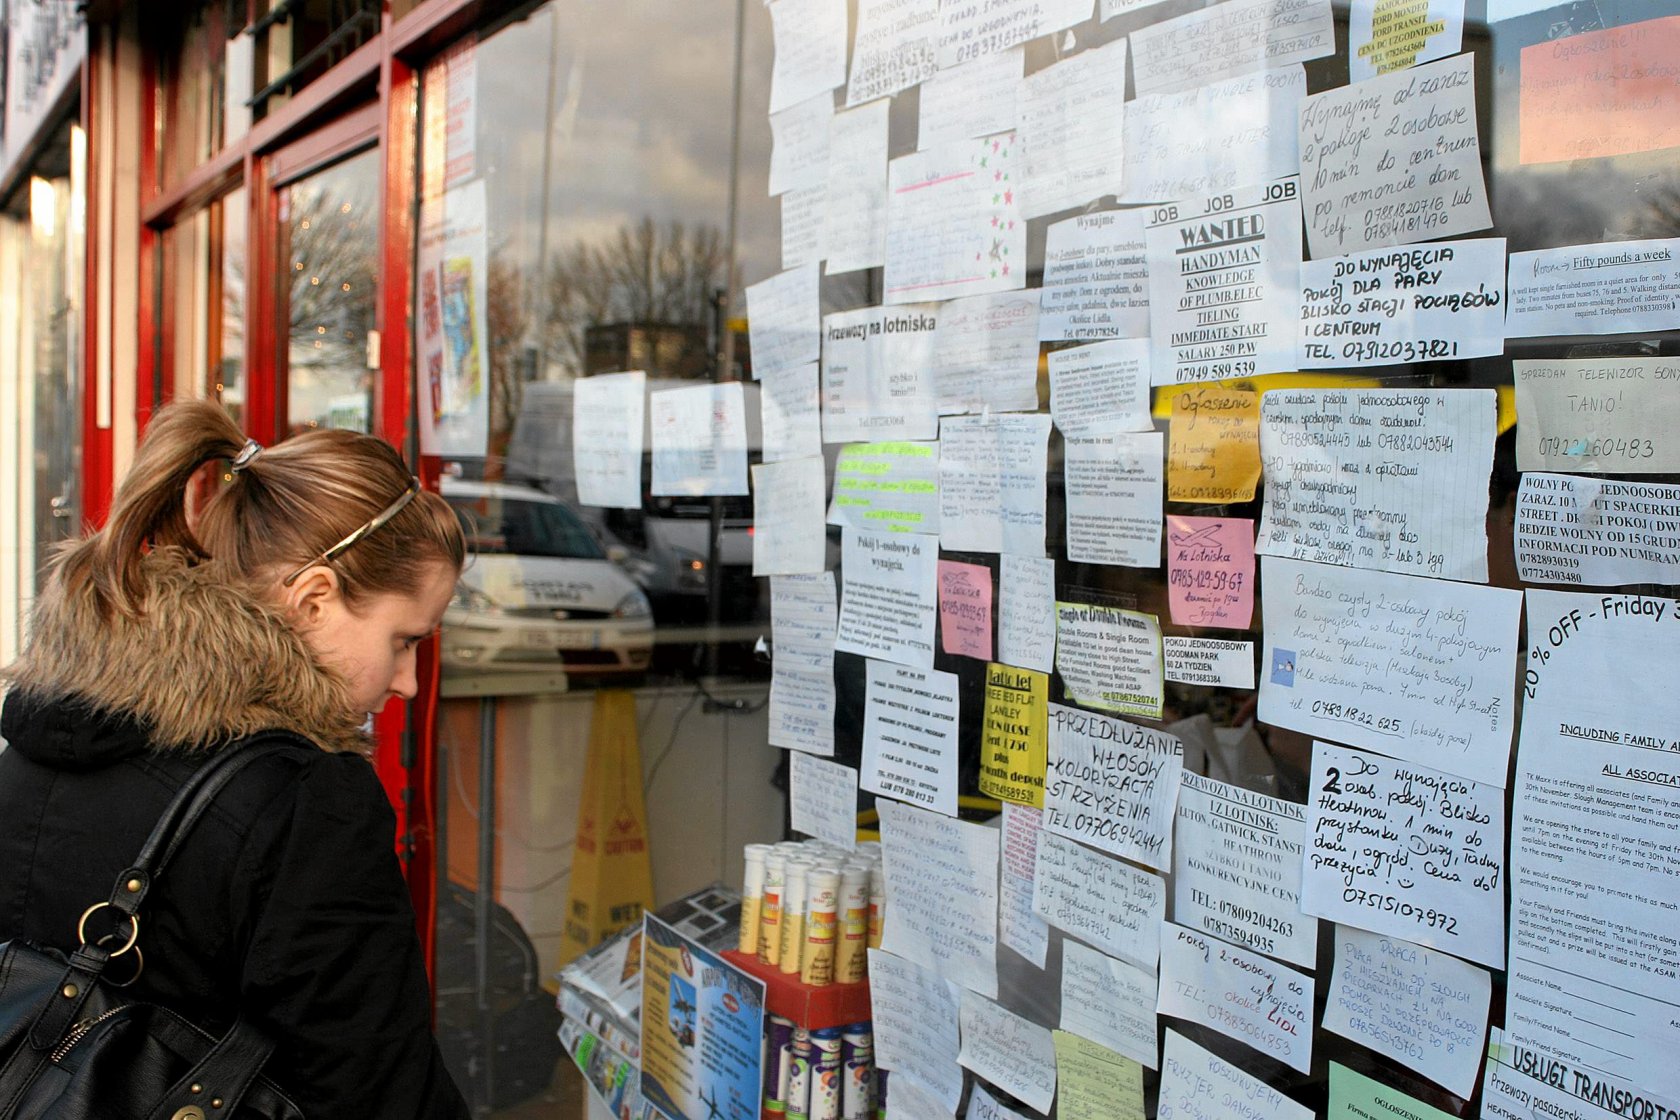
790, 752, 859, 850
928, 291, 1040, 416
1000, 803, 1050, 968
572, 370, 645, 509
862, 659, 961, 817
1044, 703, 1183, 872
649, 382, 749, 496
770, 572, 838, 756
1514, 357, 1680, 474
1157, 921, 1314, 1073
769, 91, 833, 197
1056, 601, 1164, 721
884, 134, 1026, 304
998, 555, 1056, 674
1130, 0, 1334, 96
781, 185, 825, 271
760, 362, 822, 464
1048, 339, 1152, 437
1481, 1030, 1680, 1120
1257, 556, 1521, 787
1033, 831, 1165, 971
752, 457, 829, 576
1506, 238, 1680, 338
1123, 66, 1307, 204
1016, 39, 1128, 219
821, 305, 940, 444
935, 0, 1092, 69
825, 100, 892, 275
967, 1084, 1031, 1120
877, 799, 1000, 998
958, 992, 1058, 1114
847, 0, 940, 106
836, 527, 939, 668
1158, 1030, 1313, 1120
1060, 940, 1159, 1070
917, 48, 1020, 150
1039, 210, 1150, 342
769, 0, 848, 114
866, 949, 964, 1112
938, 413, 1051, 555
1065, 431, 1163, 568
1515, 473, 1680, 587
746, 262, 821, 378
1163, 638, 1255, 689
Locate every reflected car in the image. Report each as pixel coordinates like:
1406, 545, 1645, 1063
440, 478, 654, 675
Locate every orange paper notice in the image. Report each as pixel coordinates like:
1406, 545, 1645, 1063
1166, 385, 1261, 504
1520, 16, 1680, 165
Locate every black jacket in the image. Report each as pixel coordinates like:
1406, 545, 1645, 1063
0, 550, 470, 1118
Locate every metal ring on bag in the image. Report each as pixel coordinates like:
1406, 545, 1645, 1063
76, 902, 139, 957
95, 934, 145, 987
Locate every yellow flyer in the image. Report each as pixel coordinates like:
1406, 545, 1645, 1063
1165, 384, 1261, 503
979, 663, 1048, 807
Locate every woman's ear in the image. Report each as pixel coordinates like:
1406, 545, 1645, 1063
283, 565, 344, 631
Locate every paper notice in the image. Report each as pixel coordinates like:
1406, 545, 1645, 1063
862, 660, 961, 816
884, 1075, 956, 1119
999, 802, 1050, 966
760, 362, 822, 464
938, 413, 1052, 555
1163, 637, 1254, 688
884, 134, 1025, 304
1056, 601, 1164, 720
769, 91, 833, 197
836, 527, 939, 668
1145, 180, 1304, 384
1258, 557, 1521, 786
1054, 1031, 1145, 1120
1033, 832, 1165, 970
1303, 741, 1507, 968
1016, 39, 1129, 219
847, 0, 940, 106
1515, 473, 1680, 587
752, 457, 828, 576
938, 560, 993, 659
1166, 515, 1255, 629
1256, 388, 1496, 582
1039, 210, 1150, 342
1061, 940, 1159, 1069
768, 0, 847, 114
1065, 431, 1163, 568
790, 752, 859, 850
1048, 339, 1152, 437
1130, 0, 1334, 96
867, 949, 964, 1112
746, 262, 820, 378
877, 799, 999, 998
650, 383, 749, 496
1174, 771, 1316, 968
1506, 239, 1680, 338
1508, 589, 1680, 1095
1349, 0, 1463, 82
1159, 1030, 1312, 1120
1045, 703, 1183, 871
928, 291, 1041, 416
980, 664, 1049, 807
824, 100, 892, 275
782, 186, 826, 270
822, 305, 940, 444
968, 1084, 1032, 1120
999, 555, 1056, 674
1157, 921, 1314, 1073
935, 0, 1092, 69
572, 370, 645, 509
917, 48, 1021, 150
1167, 384, 1262, 503
1329, 1064, 1453, 1120
1123, 66, 1307, 204
830, 441, 941, 535
958, 992, 1058, 1114
1515, 357, 1680, 473
1298, 239, 1507, 367
1520, 17, 1680, 164
1324, 925, 1491, 1097
1482, 1031, 1680, 1120
1298, 53, 1491, 257
771, 573, 838, 756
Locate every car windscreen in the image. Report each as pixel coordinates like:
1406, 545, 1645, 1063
448, 495, 606, 560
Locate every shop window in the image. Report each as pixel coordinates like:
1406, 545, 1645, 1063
159, 185, 246, 419
246, 0, 380, 120
154, 0, 249, 191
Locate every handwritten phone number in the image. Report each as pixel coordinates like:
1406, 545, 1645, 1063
1341, 888, 1458, 934
1536, 436, 1656, 460
1169, 570, 1246, 592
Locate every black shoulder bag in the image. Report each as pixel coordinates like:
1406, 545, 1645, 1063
0, 735, 310, 1119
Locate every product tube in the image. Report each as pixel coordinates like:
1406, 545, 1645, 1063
759, 849, 787, 966
741, 843, 770, 954
779, 860, 810, 975
801, 866, 841, 986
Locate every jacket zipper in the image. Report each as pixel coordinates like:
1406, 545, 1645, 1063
49, 1007, 126, 1064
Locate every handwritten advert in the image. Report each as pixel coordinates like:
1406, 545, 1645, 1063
1157, 922, 1314, 1074
1056, 601, 1165, 720
1033, 831, 1165, 971
752, 457, 829, 576
938, 559, 993, 659
768, 0, 847, 114
1175, 771, 1316, 968
862, 659, 961, 816
1145, 180, 1304, 384
572, 370, 644, 509
760, 362, 822, 464
1130, 0, 1334, 96
1507, 239, 1680, 338
1164, 638, 1255, 690
1124, 66, 1307, 204
769, 91, 832, 197
790, 751, 860, 851
1167, 384, 1262, 503
836, 527, 939, 668
1016, 39, 1128, 219
929, 291, 1041, 415
1049, 339, 1152, 437
1515, 473, 1680, 587
999, 555, 1056, 674
782, 185, 825, 270
877, 799, 1000, 999
969, 1084, 1032, 1120
1519, 17, 1680, 165
1045, 703, 1183, 871
1349, 0, 1463, 83
1000, 803, 1050, 966
866, 949, 963, 1112
821, 305, 939, 444
1256, 388, 1496, 582
958, 992, 1058, 1114
1061, 939, 1159, 1069
1324, 925, 1491, 1097
1258, 557, 1521, 787
884, 134, 1025, 304
830, 441, 940, 535
1039, 209, 1150, 341
746, 262, 820, 378
650, 382, 749, 496
1055, 1031, 1145, 1120
1304, 741, 1506, 968
981, 663, 1049, 808
938, 413, 1051, 555
1298, 52, 1491, 257
1065, 431, 1164, 568
1514, 357, 1680, 474
846, 0, 939, 106
770, 573, 837, 755
934, 0, 1091, 69
1298, 239, 1507, 368
824, 100, 891, 275
1159, 1030, 1311, 1120
1167, 515, 1255, 629
918, 48, 1021, 150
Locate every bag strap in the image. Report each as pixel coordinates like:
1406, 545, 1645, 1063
145, 1017, 277, 1120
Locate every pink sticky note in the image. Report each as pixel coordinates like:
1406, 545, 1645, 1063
939, 560, 994, 660
1166, 516, 1255, 630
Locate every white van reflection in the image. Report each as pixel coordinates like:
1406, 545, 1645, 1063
440, 478, 654, 676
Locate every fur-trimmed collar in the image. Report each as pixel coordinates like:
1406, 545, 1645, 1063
2, 547, 368, 755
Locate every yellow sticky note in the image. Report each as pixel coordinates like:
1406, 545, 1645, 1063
979, 664, 1048, 808
1054, 1030, 1144, 1120
1166, 385, 1262, 504
1329, 1062, 1456, 1120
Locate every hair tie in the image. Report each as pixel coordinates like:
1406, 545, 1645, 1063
230, 439, 264, 474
